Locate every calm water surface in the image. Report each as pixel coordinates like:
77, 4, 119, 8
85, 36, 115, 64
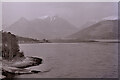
16, 43, 118, 78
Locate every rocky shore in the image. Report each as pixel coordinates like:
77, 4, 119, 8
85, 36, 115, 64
2, 56, 42, 79
1, 31, 43, 79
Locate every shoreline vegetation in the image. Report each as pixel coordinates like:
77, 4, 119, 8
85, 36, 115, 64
50, 39, 120, 43
1, 31, 43, 79
17, 36, 51, 44
17, 37, 120, 44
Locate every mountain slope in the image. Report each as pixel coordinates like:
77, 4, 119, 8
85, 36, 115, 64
4, 17, 48, 40
4, 16, 78, 39
68, 20, 118, 40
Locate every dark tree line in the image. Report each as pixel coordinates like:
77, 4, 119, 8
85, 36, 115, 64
2, 31, 24, 60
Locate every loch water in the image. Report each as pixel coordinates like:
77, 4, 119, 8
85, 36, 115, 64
16, 43, 118, 78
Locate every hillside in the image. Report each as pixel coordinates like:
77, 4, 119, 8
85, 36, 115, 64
68, 20, 118, 40
16, 36, 41, 44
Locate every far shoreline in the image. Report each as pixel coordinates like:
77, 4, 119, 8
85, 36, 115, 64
18, 41, 120, 45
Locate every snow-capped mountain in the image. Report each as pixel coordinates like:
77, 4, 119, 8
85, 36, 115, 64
4, 16, 78, 39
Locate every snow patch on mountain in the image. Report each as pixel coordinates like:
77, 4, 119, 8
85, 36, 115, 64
38, 15, 57, 22
39, 15, 49, 19
102, 16, 118, 20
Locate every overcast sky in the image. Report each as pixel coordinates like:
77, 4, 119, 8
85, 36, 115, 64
2, 2, 118, 28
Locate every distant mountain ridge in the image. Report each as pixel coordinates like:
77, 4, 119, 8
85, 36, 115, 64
4, 16, 78, 40
68, 20, 118, 40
